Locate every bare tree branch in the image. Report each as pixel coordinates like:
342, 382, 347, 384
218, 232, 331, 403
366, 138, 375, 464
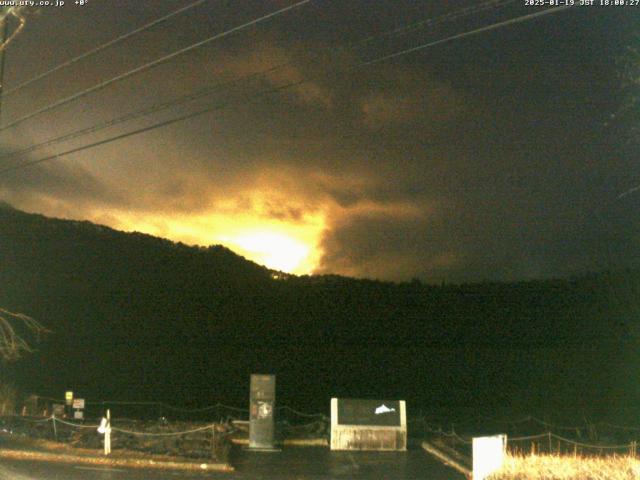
0, 308, 48, 361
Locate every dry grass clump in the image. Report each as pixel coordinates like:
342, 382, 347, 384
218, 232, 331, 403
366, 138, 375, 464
488, 453, 640, 479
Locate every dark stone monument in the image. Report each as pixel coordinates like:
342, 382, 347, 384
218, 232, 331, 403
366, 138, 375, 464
248, 374, 278, 451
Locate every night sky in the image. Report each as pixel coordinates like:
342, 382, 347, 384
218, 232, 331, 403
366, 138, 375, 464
0, 1, 638, 283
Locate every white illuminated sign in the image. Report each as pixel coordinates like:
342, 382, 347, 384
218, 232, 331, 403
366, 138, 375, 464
473, 434, 507, 480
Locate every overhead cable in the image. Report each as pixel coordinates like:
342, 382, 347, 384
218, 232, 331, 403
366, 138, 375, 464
0, 0, 514, 164
356, 0, 515, 48
0, 6, 573, 175
0, 0, 310, 132
1, 0, 209, 97
359, 5, 572, 67
0, 61, 290, 165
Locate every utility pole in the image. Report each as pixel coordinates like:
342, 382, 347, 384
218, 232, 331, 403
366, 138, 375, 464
0, 16, 8, 122
0, 7, 26, 122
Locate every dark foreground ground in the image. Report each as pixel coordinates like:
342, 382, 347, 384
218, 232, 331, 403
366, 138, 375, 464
1, 446, 464, 479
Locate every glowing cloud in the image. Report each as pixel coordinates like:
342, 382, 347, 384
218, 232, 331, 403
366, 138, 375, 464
232, 231, 311, 273
98, 190, 326, 275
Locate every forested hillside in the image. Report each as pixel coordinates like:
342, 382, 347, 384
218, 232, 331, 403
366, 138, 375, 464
1, 203, 638, 422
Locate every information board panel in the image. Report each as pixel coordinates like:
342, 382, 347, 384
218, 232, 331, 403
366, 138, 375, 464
331, 398, 407, 451
337, 399, 401, 427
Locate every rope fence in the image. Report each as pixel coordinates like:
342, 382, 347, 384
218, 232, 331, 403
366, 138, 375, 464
413, 415, 640, 457
0, 411, 231, 460
30, 397, 639, 432
15, 396, 640, 457
8, 398, 331, 443
7, 413, 219, 436
51, 416, 100, 429
111, 423, 217, 437
408, 413, 640, 440
475, 414, 640, 432
509, 432, 630, 449
27, 396, 329, 421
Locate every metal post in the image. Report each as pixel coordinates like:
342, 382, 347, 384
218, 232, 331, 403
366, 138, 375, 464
52, 414, 58, 442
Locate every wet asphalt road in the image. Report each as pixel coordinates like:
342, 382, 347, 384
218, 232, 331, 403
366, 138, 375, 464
0, 446, 465, 479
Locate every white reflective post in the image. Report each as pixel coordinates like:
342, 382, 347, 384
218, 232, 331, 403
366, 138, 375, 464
97, 409, 112, 455
472, 434, 507, 480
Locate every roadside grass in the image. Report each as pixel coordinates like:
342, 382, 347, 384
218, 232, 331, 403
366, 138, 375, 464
489, 453, 640, 479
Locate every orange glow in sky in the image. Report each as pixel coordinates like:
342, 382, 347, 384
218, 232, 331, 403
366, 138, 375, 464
231, 231, 312, 273
103, 196, 325, 275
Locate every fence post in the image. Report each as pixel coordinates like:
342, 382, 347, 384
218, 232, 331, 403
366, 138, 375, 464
105, 409, 111, 455
98, 409, 111, 455
211, 424, 216, 460
52, 414, 58, 442
548, 432, 551, 453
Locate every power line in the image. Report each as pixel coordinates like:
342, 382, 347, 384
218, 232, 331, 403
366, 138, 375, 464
0, 0, 514, 166
1, 0, 209, 99
355, 0, 516, 48
0, 61, 290, 165
0, 0, 310, 132
360, 5, 572, 67
0, 6, 573, 176
0, 74, 312, 174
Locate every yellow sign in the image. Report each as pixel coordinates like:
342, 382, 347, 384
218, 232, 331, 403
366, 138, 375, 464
65, 391, 73, 405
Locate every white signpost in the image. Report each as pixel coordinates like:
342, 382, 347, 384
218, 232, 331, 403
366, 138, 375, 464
97, 409, 111, 455
72, 398, 85, 420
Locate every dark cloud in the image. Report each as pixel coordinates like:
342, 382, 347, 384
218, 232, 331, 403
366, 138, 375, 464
317, 206, 448, 281
0, 160, 125, 212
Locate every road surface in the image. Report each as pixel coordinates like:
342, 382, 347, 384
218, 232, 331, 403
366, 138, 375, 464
1, 446, 465, 479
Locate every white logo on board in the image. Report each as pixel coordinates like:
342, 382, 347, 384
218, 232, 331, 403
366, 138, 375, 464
374, 404, 396, 415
